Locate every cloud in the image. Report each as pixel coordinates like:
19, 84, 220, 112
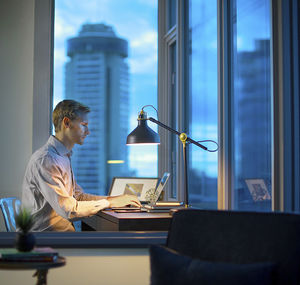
54, 47, 67, 68
54, 13, 76, 39
126, 29, 157, 75
129, 53, 157, 74
131, 31, 157, 48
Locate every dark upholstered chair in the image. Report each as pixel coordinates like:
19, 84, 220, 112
150, 209, 300, 285
163, 209, 300, 285
0, 197, 21, 232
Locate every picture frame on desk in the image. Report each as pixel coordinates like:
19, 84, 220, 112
109, 177, 159, 202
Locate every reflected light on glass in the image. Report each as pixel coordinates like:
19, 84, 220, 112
107, 160, 125, 164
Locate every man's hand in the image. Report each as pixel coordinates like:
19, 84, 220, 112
107, 194, 142, 208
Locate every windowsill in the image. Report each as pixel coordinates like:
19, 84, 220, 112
0, 231, 167, 248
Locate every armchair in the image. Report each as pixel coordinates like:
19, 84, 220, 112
150, 209, 300, 285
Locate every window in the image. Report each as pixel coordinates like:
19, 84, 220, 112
187, 0, 218, 209
159, 0, 298, 212
14, 0, 298, 239
53, 0, 158, 196
231, 0, 272, 211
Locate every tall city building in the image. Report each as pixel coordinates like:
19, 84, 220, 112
65, 23, 130, 195
235, 39, 271, 210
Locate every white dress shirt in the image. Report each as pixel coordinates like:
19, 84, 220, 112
22, 136, 110, 231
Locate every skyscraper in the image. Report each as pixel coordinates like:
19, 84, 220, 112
65, 23, 130, 195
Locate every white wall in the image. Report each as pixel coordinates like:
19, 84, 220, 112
0, 0, 34, 230
0, 2, 151, 285
0, 248, 151, 285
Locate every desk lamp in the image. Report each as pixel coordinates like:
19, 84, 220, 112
126, 106, 217, 207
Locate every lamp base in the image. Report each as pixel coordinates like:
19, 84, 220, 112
169, 205, 190, 216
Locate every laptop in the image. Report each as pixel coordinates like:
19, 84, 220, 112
111, 172, 175, 212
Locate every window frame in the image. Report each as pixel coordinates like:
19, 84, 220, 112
1, 0, 299, 247
271, 0, 300, 211
159, 0, 300, 211
34, 0, 300, 214
158, 0, 188, 202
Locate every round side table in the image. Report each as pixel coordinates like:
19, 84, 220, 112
0, 256, 66, 285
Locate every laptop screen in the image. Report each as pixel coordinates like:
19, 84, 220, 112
108, 177, 159, 202
149, 172, 170, 205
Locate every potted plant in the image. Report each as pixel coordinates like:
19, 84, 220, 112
15, 208, 36, 252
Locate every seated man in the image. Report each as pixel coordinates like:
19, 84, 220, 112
22, 100, 141, 231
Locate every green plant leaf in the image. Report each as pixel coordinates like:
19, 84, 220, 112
15, 208, 35, 233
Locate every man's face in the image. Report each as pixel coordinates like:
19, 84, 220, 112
67, 113, 90, 145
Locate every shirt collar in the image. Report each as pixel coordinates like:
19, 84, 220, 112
48, 135, 72, 157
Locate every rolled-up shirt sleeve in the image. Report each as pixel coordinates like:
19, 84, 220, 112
35, 156, 110, 219
74, 182, 107, 201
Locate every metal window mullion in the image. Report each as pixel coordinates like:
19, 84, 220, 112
291, 0, 300, 211
217, 0, 233, 210
176, 0, 186, 203
158, 0, 167, 181
158, 0, 178, 200
158, 0, 188, 201
273, 0, 300, 212
271, 0, 285, 211
280, 0, 294, 211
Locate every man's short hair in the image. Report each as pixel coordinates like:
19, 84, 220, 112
53, 100, 90, 132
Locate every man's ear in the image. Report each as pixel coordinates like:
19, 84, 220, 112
62, 117, 71, 129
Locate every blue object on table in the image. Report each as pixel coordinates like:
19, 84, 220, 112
0, 197, 21, 232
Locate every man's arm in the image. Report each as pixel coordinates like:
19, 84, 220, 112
107, 194, 142, 208
74, 183, 107, 201
74, 178, 141, 207
34, 156, 109, 218
34, 156, 141, 218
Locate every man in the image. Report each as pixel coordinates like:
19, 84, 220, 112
22, 100, 141, 231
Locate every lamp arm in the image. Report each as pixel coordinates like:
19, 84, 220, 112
186, 137, 208, 151
148, 117, 181, 136
148, 117, 208, 151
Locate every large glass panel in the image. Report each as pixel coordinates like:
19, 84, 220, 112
232, 0, 272, 211
54, 1, 158, 196
188, 0, 218, 209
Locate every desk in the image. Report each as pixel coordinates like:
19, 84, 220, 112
0, 256, 66, 285
82, 210, 172, 231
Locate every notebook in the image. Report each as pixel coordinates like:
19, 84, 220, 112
111, 172, 172, 212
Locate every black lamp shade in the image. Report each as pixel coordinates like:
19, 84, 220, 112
126, 120, 160, 145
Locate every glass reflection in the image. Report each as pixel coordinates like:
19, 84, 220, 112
188, 0, 218, 209
232, 0, 272, 211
